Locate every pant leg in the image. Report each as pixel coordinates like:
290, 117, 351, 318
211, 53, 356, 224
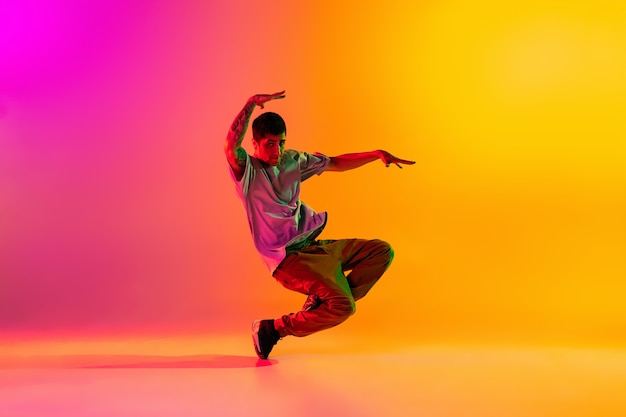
271, 239, 393, 337
333, 239, 394, 301
272, 245, 355, 337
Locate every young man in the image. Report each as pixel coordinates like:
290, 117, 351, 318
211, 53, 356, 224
225, 91, 415, 359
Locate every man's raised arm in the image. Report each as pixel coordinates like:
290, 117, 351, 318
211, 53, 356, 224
224, 91, 286, 180
326, 150, 415, 172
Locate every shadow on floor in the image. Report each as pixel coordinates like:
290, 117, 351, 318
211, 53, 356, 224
0, 354, 277, 369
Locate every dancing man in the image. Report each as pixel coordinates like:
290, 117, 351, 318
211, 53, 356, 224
225, 91, 415, 359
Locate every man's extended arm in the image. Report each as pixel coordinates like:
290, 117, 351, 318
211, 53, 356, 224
326, 150, 415, 172
224, 91, 286, 180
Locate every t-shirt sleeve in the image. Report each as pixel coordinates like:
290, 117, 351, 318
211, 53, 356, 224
298, 152, 330, 181
228, 152, 252, 197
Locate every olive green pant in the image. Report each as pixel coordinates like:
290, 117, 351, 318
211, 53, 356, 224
272, 238, 394, 337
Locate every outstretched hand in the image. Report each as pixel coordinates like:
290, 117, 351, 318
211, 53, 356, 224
378, 150, 416, 169
249, 90, 286, 109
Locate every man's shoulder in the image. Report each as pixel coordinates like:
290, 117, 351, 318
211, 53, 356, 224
277, 149, 302, 167
283, 149, 300, 159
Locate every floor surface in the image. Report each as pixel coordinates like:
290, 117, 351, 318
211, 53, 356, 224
1, 333, 625, 417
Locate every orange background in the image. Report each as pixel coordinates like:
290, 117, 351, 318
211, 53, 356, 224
1, 0, 625, 347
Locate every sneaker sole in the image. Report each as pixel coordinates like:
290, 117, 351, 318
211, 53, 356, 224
251, 320, 266, 359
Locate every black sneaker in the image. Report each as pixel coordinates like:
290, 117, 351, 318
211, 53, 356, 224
252, 319, 281, 359
302, 294, 322, 312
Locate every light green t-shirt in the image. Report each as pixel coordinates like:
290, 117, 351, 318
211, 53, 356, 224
229, 149, 330, 274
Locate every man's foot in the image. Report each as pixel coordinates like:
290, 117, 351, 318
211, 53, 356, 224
302, 294, 322, 312
252, 319, 281, 359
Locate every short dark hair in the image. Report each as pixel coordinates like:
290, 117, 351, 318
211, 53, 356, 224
252, 112, 286, 141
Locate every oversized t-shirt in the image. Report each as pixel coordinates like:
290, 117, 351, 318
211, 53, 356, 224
229, 149, 330, 273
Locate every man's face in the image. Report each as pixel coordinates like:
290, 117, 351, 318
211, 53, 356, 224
253, 133, 286, 166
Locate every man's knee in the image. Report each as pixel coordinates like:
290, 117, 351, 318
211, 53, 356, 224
373, 239, 394, 266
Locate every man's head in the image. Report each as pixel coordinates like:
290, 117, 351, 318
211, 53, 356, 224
252, 112, 287, 166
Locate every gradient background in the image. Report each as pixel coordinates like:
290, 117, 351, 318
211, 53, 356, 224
1, 0, 625, 347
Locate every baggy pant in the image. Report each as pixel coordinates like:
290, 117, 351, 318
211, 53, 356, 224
271, 238, 394, 337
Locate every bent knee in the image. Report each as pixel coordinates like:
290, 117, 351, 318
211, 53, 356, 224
373, 239, 394, 265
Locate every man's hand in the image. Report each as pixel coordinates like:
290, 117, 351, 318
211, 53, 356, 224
378, 150, 416, 169
249, 90, 286, 109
